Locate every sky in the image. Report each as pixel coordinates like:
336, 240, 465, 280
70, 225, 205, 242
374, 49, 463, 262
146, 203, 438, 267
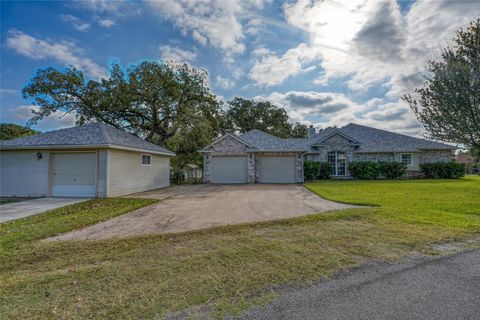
1, 0, 479, 136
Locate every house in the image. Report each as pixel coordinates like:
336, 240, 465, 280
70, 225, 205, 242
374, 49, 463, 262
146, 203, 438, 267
0, 122, 175, 198
456, 151, 478, 173
199, 123, 455, 183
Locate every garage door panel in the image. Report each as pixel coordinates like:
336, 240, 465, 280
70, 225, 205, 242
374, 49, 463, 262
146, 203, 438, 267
51, 153, 96, 197
212, 156, 247, 184
260, 156, 296, 183
52, 185, 97, 197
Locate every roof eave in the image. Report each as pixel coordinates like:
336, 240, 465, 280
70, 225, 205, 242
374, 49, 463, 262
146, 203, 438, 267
247, 149, 308, 153
0, 143, 176, 157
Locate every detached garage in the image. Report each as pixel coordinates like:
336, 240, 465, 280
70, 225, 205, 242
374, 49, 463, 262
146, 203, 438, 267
0, 122, 175, 198
200, 129, 305, 184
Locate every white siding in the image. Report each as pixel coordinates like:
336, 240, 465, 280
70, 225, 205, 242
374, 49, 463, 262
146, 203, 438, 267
0, 151, 49, 197
107, 149, 170, 197
97, 150, 108, 197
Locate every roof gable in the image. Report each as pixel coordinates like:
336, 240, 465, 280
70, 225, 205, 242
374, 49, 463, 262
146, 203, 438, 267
199, 133, 251, 152
311, 129, 360, 146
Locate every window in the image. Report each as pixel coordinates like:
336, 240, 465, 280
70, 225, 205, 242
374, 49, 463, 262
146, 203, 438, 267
327, 151, 346, 176
401, 153, 413, 166
141, 154, 151, 166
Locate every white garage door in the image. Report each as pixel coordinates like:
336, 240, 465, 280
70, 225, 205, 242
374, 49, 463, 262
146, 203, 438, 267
260, 156, 296, 183
51, 153, 97, 197
211, 156, 247, 183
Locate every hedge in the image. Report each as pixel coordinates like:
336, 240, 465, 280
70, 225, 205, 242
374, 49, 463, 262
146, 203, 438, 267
348, 161, 381, 179
304, 161, 331, 181
380, 162, 407, 179
349, 161, 406, 179
420, 162, 465, 179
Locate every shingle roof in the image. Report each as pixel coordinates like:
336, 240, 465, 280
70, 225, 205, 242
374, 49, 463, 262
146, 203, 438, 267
286, 123, 455, 153
0, 122, 175, 155
340, 123, 454, 152
239, 129, 306, 151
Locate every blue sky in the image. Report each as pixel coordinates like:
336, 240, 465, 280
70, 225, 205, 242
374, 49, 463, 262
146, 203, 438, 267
1, 0, 479, 135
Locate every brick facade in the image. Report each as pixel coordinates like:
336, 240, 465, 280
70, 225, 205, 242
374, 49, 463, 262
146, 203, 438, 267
203, 133, 455, 182
202, 135, 248, 183
202, 136, 303, 183
305, 134, 454, 178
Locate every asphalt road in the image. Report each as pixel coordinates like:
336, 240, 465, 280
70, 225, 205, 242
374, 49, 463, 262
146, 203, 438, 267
237, 249, 480, 320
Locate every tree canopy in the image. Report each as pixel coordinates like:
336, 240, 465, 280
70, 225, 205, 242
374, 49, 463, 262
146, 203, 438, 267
403, 19, 480, 154
23, 61, 223, 166
22, 61, 307, 166
223, 97, 307, 138
0, 123, 39, 141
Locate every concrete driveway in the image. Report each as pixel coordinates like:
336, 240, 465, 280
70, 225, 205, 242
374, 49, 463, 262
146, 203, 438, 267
51, 184, 357, 241
0, 198, 89, 223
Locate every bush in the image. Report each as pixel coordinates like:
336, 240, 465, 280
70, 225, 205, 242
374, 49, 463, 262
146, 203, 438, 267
349, 161, 381, 180
420, 162, 466, 179
304, 161, 331, 181
380, 162, 406, 179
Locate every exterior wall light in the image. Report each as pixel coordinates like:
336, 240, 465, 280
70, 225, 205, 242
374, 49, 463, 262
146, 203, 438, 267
36, 152, 42, 160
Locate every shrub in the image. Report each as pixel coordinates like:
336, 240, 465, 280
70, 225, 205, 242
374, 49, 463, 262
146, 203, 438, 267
420, 163, 436, 178
420, 162, 466, 179
304, 161, 331, 181
380, 162, 406, 179
349, 161, 381, 180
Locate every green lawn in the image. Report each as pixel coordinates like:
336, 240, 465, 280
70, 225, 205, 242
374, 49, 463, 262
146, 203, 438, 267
1, 177, 479, 319
0, 199, 24, 205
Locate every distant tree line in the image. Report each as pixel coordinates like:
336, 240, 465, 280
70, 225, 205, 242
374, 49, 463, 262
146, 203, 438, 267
0, 123, 39, 141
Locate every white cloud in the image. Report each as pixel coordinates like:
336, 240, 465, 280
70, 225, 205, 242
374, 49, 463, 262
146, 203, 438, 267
98, 19, 115, 28
69, 0, 140, 29
6, 30, 107, 79
0, 88, 18, 96
251, 47, 272, 57
158, 45, 197, 63
60, 14, 91, 32
71, 0, 141, 17
249, 43, 317, 86
13, 105, 76, 130
216, 75, 235, 89
258, 91, 421, 135
249, 0, 479, 96
148, 0, 266, 59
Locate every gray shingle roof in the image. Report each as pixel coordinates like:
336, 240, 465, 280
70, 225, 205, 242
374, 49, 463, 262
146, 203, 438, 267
340, 123, 454, 152
239, 129, 306, 152
0, 122, 175, 155
286, 123, 455, 153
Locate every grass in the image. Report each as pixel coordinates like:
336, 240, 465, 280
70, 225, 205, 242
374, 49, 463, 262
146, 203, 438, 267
1, 177, 479, 319
0, 198, 157, 255
0, 198, 25, 205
